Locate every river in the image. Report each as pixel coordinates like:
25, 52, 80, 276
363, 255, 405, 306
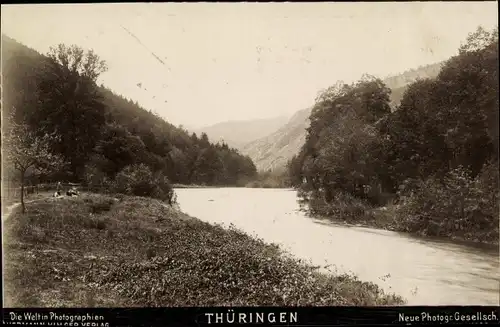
174, 187, 499, 305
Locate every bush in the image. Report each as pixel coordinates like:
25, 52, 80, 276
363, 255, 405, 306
113, 164, 175, 205
306, 189, 372, 222
394, 165, 499, 243
475, 161, 499, 219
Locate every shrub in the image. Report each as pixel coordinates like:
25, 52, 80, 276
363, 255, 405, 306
394, 165, 499, 243
306, 189, 372, 222
113, 164, 175, 205
475, 161, 499, 219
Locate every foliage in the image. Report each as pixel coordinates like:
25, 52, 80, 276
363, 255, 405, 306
2, 116, 64, 212
31, 43, 108, 180
394, 165, 499, 243
114, 164, 175, 205
292, 74, 392, 207
3, 118, 63, 177
2, 36, 258, 188
3, 194, 405, 307
288, 26, 499, 243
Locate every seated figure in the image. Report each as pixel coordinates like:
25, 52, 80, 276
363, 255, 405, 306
66, 187, 79, 196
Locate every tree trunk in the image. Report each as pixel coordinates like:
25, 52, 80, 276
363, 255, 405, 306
20, 170, 26, 214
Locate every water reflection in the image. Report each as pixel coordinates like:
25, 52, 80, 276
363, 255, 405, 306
175, 187, 499, 305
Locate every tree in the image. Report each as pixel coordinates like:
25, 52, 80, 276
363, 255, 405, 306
199, 133, 211, 149
437, 26, 498, 174
3, 118, 64, 213
458, 25, 498, 54
297, 75, 392, 207
168, 146, 190, 183
3, 37, 259, 189
33, 44, 108, 180
93, 123, 148, 177
192, 147, 224, 185
382, 78, 450, 187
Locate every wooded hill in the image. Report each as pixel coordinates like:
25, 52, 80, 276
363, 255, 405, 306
2, 35, 257, 187
288, 26, 499, 243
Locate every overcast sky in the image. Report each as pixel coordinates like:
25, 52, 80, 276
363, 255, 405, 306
2, 2, 498, 128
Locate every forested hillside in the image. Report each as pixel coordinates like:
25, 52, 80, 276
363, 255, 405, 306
2, 35, 257, 189
288, 26, 499, 244
383, 61, 443, 90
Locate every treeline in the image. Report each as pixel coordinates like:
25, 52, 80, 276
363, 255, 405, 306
246, 169, 291, 188
2, 36, 257, 193
288, 26, 499, 244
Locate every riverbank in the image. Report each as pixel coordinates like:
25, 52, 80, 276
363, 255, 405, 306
172, 183, 214, 188
372, 204, 499, 247
305, 203, 499, 247
3, 193, 404, 307
173, 183, 288, 189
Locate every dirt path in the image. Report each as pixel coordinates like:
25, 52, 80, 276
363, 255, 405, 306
2, 202, 22, 222
2, 198, 45, 222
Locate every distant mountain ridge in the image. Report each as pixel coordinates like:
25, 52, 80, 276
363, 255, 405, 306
193, 116, 289, 149
240, 108, 312, 172
242, 62, 445, 171
383, 62, 444, 90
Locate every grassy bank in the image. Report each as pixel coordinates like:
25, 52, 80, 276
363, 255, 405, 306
172, 184, 214, 189
301, 189, 499, 247
3, 193, 404, 307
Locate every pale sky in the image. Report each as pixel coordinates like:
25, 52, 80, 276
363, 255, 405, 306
1, 2, 498, 128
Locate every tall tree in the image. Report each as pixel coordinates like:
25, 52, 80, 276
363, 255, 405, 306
296, 75, 392, 204
192, 147, 224, 185
33, 44, 108, 180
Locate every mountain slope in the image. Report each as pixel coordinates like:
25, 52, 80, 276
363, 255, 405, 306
241, 108, 312, 172
2, 35, 257, 185
193, 116, 289, 150
242, 62, 444, 171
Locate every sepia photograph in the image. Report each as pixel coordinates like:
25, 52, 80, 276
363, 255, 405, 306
1, 1, 499, 321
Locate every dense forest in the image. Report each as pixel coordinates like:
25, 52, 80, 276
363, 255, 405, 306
2, 36, 257, 196
288, 26, 499, 243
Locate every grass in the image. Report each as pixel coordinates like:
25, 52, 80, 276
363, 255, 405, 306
301, 189, 499, 247
3, 193, 405, 307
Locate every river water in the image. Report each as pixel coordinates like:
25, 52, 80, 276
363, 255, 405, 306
175, 187, 499, 305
